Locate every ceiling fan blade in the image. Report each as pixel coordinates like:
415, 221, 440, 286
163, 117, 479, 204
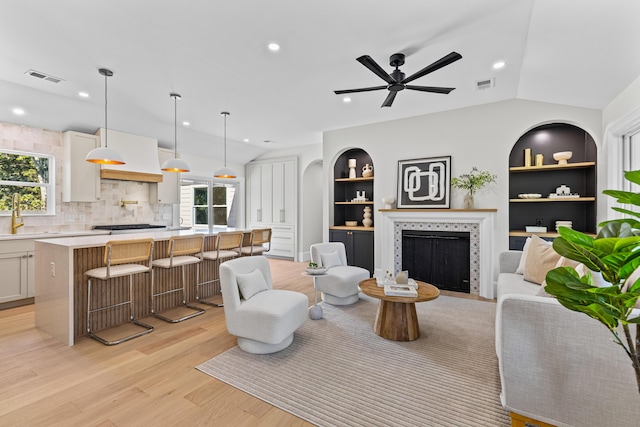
401, 52, 462, 84
405, 85, 456, 94
381, 91, 397, 108
357, 55, 397, 84
334, 85, 387, 95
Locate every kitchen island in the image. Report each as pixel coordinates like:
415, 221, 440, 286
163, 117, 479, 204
34, 228, 244, 345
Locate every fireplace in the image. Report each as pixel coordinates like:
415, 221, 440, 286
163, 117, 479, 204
402, 230, 470, 293
379, 209, 496, 299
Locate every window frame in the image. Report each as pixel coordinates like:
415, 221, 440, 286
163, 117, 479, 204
0, 149, 56, 216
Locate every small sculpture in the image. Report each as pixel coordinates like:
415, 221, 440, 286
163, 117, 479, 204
362, 206, 373, 227
382, 197, 395, 209
362, 163, 373, 177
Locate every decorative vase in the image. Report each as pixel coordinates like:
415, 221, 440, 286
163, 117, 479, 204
382, 197, 395, 209
362, 164, 373, 177
362, 206, 373, 227
524, 148, 532, 167
464, 193, 474, 209
348, 158, 357, 178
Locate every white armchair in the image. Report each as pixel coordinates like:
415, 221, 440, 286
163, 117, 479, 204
310, 242, 370, 305
220, 256, 308, 354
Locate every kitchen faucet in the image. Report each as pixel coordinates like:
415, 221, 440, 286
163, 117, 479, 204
11, 193, 24, 234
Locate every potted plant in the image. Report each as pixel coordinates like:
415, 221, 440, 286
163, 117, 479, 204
451, 167, 497, 209
545, 169, 640, 393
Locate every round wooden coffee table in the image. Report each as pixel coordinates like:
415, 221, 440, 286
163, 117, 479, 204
359, 278, 440, 341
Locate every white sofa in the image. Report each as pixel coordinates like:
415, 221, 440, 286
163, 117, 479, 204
496, 250, 639, 427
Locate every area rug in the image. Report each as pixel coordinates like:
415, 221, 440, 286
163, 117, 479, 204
197, 295, 510, 427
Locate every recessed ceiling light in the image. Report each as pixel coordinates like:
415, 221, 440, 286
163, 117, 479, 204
493, 61, 506, 70
243, 138, 249, 142
78, 91, 89, 98
182, 121, 190, 126
267, 42, 281, 52
343, 97, 352, 103
12, 107, 25, 115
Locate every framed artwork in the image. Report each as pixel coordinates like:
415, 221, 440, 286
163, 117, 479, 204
397, 156, 451, 208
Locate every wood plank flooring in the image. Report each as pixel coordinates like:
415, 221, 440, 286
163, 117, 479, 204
0, 258, 488, 426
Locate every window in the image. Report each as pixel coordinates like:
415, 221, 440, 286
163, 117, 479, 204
179, 178, 239, 229
0, 149, 55, 215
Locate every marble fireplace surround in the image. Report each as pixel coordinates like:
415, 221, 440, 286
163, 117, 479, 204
379, 209, 497, 299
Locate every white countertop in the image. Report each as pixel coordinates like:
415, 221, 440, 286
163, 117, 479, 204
0, 230, 111, 241
33, 227, 245, 249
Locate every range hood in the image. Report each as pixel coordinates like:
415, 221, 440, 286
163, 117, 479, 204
95, 128, 163, 183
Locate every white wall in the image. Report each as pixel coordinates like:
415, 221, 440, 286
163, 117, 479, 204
301, 161, 323, 260
323, 99, 603, 272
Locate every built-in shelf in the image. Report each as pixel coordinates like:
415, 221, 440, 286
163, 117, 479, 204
509, 161, 595, 172
509, 197, 596, 203
330, 226, 374, 231
335, 201, 374, 205
509, 230, 596, 238
334, 177, 374, 182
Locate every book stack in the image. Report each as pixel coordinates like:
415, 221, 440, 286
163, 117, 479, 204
384, 284, 418, 297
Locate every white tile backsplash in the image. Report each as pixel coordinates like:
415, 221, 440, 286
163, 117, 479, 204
0, 122, 174, 234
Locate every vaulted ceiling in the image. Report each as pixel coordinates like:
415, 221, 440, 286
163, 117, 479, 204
1, 0, 639, 163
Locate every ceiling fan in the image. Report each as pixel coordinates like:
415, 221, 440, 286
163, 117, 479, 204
334, 51, 462, 107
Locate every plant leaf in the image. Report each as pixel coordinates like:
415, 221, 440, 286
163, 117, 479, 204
624, 170, 640, 186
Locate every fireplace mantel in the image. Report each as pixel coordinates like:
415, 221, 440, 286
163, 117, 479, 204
379, 209, 497, 299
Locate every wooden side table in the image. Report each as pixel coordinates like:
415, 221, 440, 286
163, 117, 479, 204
359, 278, 440, 341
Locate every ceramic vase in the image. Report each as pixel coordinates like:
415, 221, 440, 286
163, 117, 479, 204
464, 193, 474, 209
362, 164, 373, 177
348, 158, 357, 179
362, 206, 373, 227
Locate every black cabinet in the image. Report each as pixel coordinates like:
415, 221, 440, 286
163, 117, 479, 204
330, 229, 374, 275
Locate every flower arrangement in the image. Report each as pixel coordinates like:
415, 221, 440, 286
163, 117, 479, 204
451, 167, 497, 196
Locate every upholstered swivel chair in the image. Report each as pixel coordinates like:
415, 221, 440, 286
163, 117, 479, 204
220, 256, 308, 354
310, 242, 370, 305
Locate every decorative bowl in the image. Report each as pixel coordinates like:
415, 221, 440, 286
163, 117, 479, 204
553, 151, 573, 165
306, 266, 328, 275
517, 193, 542, 199
345, 221, 358, 227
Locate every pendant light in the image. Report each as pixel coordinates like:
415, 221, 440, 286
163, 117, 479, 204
86, 68, 125, 165
161, 93, 190, 172
213, 111, 236, 178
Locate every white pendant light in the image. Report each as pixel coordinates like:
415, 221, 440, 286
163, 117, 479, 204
161, 93, 190, 172
86, 68, 125, 165
213, 111, 236, 178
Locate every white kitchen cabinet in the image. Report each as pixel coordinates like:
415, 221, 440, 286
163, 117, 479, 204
0, 240, 35, 303
62, 131, 101, 202
150, 148, 180, 203
246, 157, 297, 259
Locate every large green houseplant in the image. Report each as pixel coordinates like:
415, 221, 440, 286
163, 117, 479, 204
545, 170, 640, 393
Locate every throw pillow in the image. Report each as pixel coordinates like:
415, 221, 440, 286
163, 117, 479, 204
321, 251, 342, 268
523, 235, 562, 285
236, 268, 269, 300
515, 237, 532, 274
537, 258, 586, 297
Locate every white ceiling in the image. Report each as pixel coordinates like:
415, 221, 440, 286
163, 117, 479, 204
1, 0, 639, 164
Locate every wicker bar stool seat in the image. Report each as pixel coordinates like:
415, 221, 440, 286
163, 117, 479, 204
85, 238, 155, 345
196, 231, 244, 307
237, 228, 272, 256
151, 235, 205, 322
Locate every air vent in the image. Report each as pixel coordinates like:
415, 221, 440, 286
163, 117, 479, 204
25, 69, 65, 84
475, 78, 495, 90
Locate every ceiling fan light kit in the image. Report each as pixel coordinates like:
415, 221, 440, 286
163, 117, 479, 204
86, 68, 125, 164
162, 92, 190, 172
214, 111, 236, 179
334, 51, 462, 107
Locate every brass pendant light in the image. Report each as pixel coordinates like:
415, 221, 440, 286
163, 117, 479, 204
213, 111, 236, 178
161, 93, 190, 172
85, 68, 125, 165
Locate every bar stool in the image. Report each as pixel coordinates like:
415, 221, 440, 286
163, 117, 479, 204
237, 228, 272, 256
196, 231, 244, 307
151, 235, 205, 322
85, 238, 155, 345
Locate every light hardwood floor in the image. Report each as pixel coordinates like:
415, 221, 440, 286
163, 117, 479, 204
0, 258, 487, 426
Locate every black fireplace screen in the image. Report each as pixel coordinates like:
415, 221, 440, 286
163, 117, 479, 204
401, 230, 471, 293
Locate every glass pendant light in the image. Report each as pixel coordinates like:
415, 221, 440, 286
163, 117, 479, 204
213, 111, 236, 178
86, 68, 125, 165
161, 93, 190, 172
